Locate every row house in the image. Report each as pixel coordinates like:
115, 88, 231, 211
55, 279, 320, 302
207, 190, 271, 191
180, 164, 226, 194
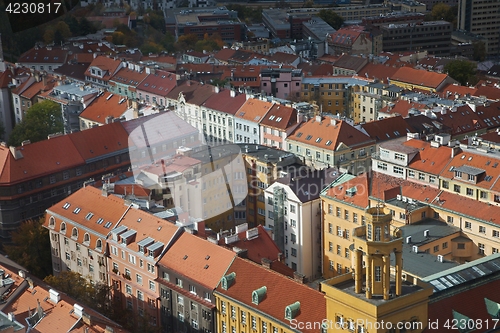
79, 91, 130, 130
351, 82, 402, 123
259, 103, 300, 149
167, 81, 214, 134
11, 74, 57, 124
84, 55, 123, 88
108, 64, 148, 100
136, 70, 177, 108
214, 256, 326, 333
371, 135, 455, 188
44, 186, 129, 283
200, 87, 247, 145
107, 207, 182, 328
265, 168, 338, 280
157, 232, 236, 333
0, 121, 131, 242
285, 116, 376, 173
40, 83, 99, 133
240, 144, 304, 228
234, 99, 273, 144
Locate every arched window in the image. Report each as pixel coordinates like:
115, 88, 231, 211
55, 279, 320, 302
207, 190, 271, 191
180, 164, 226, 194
96, 239, 102, 251
49, 216, 56, 228
83, 233, 90, 244
60, 222, 66, 233
71, 227, 78, 239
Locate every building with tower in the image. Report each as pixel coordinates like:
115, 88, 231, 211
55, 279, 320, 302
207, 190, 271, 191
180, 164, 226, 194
322, 207, 433, 332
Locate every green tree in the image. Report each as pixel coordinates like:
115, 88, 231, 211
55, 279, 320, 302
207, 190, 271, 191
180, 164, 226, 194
160, 32, 176, 53
473, 41, 486, 62
4, 218, 52, 279
175, 33, 199, 52
317, 9, 344, 30
444, 59, 478, 86
79, 17, 97, 35
8, 100, 63, 147
64, 15, 81, 35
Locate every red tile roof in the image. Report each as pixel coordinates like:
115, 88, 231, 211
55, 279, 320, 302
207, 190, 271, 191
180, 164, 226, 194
159, 232, 236, 289
45, 185, 130, 239
17, 47, 68, 64
214, 48, 237, 63
288, 117, 375, 150
110, 67, 148, 87
84, 56, 123, 82
21, 77, 57, 100
113, 184, 151, 197
361, 116, 413, 142
259, 104, 297, 130
474, 85, 500, 101
370, 171, 441, 203
390, 67, 449, 90
217, 225, 283, 264
403, 139, 455, 175
438, 83, 477, 99
79, 92, 129, 124
235, 98, 273, 122
379, 99, 429, 117
215, 257, 325, 333
166, 81, 215, 106
202, 89, 247, 115
435, 105, 487, 136
323, 173, 370, 209
136, 70, 177, 97
359, 63, 401, 83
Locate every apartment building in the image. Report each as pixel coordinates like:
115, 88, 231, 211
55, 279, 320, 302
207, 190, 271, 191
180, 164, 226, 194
458, 0, 500, 57
79, 92, 129, 130
214, 257, 325, 333
389, 66, 453, 92
84, 55, 123, 88
107, 207, 182, 327
259, 104, 300, 149
234, 99, 273, 144
201, 88, 247, 144
157, 232, 236, 333
0, 121, 131, 242
108, 65, 148, 100
16, 46, 68, 73
240, 144, 304, 228
265, 168, 338, 280
260, 68, 302, 100
351, 82, 402, 123
285, 116, 375, 173
136, 70, 177, 108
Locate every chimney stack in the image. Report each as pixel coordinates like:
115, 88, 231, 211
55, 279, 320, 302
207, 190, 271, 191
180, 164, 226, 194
293, 272, 307, 284
261, 258, 272, 269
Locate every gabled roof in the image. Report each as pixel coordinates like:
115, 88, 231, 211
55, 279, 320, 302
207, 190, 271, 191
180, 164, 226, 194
259, 104, 297, 130
45, 186, 130, 238
329, 26, 366, 46
166, 81, 215, 106
404, 139, 454, 175
266, 52, 300, 65
234, 98, 273, 122
474, 101, 500, 129
390, 67, 449, 89
213, 48, 237, 62
109, 67, 148, 87
53, 63, 90, 82
215, 257, 325, 333
435, 105, 487, 136
136, 70, 177, 97
370, 171, 441, 203
202, 89, 247, 115
379, 99, 429, 117
359, 63, 401, 83
361, 116, 413, 142
20, 77, 57, 100
17, 47, 68, 64
79, 92, 129, 124
404, 114, 449, 134
333, 54, 368, 72
287, 117, 375, 150
440, 149, 500, 192
84, 56, 122, 81
438, 83, 477, 100
0, 69, 13, 89
474, 85, 500, 101
159, 232, 235, 289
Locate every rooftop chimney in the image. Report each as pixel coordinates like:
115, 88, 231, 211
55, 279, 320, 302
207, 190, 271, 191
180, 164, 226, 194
315, 115, 322, 122
261, 258, 272, 269
293, 272, 307, 284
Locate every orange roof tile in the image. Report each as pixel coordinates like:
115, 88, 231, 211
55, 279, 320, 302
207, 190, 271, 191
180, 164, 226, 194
379, 99, 429, 117
438, 83, 477, 99
288, 117, 375, 150
259, 104, 297, 130
215, 257, 325, 333
110, 67, 148, 87
113, 184, 151, 197
359, 63, 400, 83
45, 186, 130, 239
202, 89, 247, 115
136, 70, 176, 96
17, 47, 68, 64
159, 232, 236, 289
370, 172, 441, 203
474, 85, 500, 101
403, 139, 455, 175
323, 173, 370, 208
435, 105, 487, 136
79, 92, 129, 124
235, 98, 273, 122
390, 67, 449, 89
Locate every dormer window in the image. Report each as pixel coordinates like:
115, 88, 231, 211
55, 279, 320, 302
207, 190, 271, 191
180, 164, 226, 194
455, 170, 462, 178
60, 222, 66, 233
252, 286, 267, 305
468, 174, 475, 181
221, 272, 236, 290
285, 302, 300, 320
71, 227, 78, 239
49, 216, 56, 228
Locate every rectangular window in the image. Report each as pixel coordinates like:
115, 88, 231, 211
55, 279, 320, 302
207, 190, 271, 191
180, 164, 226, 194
353, 213, 358, 223
447, 216, 454, 224
465, 221, 472, 229
442, 242, 448, 249
479, 226, 486, 234
136, 274, 142, 284
442, 181, 449, 189
493, 230, 500, 238
479, 243, 485, 255
149, 280, 155, 291
466, 188, 474, 196
393, 166, 404, 175
328, 223, 333, 233
454, 184, 461, 193
433, 245, 439, 252
375, 266, 381, 282
189, 285, 196, 294
408, 170, 415, 178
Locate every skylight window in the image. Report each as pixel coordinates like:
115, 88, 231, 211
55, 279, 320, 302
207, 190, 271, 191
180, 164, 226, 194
276, 117, 282, 122
316, 138, 322, 143
96, 218, 104, 225
73, 207, 81, 214
63, 202, 71, 210
494, 163, 498, 168
104, 222, 113, 228
296, 132, 303, 138
326, 140, 332, 146
305, 135, 313, 140
269, 115, 276, 120
85, 212, 94, 220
